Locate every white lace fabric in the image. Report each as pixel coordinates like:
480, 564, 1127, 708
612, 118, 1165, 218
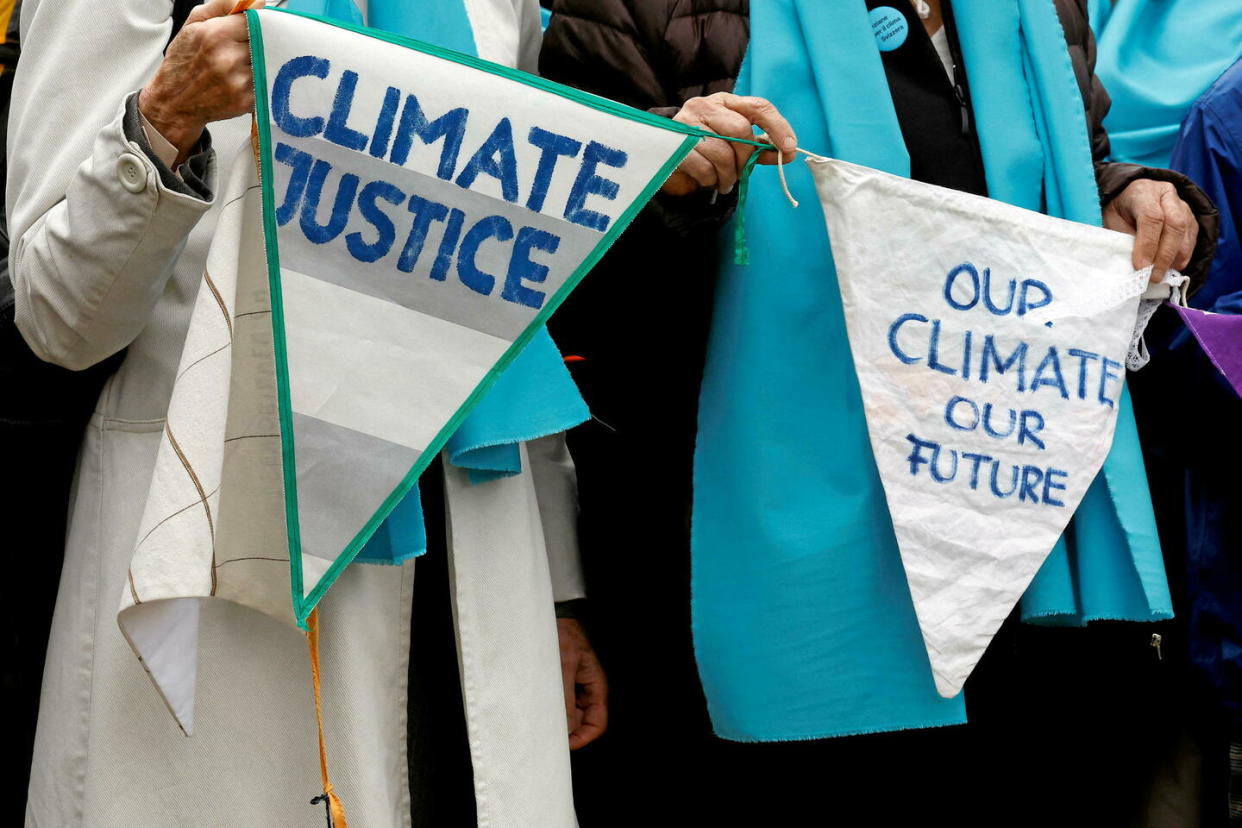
1128, 267, 1189, 370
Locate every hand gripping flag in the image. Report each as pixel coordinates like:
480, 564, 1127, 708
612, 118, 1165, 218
118, 8, 713, 733
808, 157, 1174, 698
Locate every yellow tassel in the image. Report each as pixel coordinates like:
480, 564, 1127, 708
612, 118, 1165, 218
307, 609, 349, 828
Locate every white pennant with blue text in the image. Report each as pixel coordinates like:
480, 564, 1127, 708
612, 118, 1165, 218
810, 157, 1152, 697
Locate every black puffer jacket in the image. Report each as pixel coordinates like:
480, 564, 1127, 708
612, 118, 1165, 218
540, 0, 747, 108
542, 0, 1218, 280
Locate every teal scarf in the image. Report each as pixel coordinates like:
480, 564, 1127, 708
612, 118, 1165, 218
286, 0, 589, 564
692, 0, 1173, 742
1090, 0, 1242, 168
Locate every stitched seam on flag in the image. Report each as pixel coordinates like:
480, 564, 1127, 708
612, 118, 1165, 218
247, 12, 306, 623
246, 9, 700, 624
164, 424, 218, 596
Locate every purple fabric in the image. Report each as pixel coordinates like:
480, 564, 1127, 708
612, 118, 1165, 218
1172, 304, 1242, 399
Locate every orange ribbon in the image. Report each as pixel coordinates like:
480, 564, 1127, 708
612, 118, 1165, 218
306, 609, 349, 828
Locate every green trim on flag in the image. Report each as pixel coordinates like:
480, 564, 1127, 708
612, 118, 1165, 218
247, 12, 308, 626
247, 8, 699, 626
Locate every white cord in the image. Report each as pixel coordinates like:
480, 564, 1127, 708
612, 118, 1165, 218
774, 150, 798, 208
772, 147, 835, 209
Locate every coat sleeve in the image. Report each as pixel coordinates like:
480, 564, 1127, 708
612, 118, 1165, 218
541, 0, 744, 237
8, 0, 215, 370
1169, 94, 1242, 311
1071, 0, 1219, 292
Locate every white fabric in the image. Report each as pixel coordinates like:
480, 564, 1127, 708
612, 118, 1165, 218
528, 434, 587, 602
12, 0, 581, 824
464, 0, 543, 73
810, 156, 1153, 697
280, 267, 508, 448
118, 598, 202, 733
138, 112, 179, 170
930, 26, 954, 80
119, 151, 308, 728
1127, 266, 1189, 370
445, 446, 577, 828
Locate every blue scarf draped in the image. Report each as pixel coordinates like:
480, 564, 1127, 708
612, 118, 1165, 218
286, 0, 589, 565
692, 0, 1173, 742
1090, 0, 1242, 169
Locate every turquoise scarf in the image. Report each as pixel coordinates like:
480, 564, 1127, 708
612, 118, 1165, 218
692, 0, 1173, 742
286, 0, 589, 564
1090, 0, 1242, 169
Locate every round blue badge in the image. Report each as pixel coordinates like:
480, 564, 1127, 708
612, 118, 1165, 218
870, 6, 909, 52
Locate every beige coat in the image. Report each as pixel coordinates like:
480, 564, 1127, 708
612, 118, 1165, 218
11, 1, 581, 825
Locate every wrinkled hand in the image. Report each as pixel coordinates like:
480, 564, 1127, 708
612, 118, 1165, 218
138, 0, 264, 167
662, 93, 797, 197
1102, 178, 1199, 283
558, 618, 607, 750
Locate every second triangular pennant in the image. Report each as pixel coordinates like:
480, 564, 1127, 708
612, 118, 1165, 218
809, 157, 1147, 697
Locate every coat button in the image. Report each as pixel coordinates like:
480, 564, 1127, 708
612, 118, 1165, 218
116, 153, 148, 193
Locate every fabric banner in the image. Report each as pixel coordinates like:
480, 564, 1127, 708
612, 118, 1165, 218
810, 156, 1161, 697
248, 9, 696, 620
119, 8, 702, 731
1171, 305, 1242, 399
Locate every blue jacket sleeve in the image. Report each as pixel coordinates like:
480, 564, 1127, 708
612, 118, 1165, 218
1170, 92, 1242, 314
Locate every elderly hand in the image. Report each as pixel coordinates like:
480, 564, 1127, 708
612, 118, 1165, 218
138, 0, 264, 167
557, 617, 607, 750
1102, 178, 1199, 283
662, 92, 797, 197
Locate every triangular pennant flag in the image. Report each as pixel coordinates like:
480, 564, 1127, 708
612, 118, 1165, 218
1171, 304, 1242, 399
808, 157, 1149, 697
121, 8, 709, 732
248, 9, 699, 623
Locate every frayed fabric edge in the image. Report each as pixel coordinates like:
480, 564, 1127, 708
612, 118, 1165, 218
1020, 608, 1174, 624
353, 547, 425, 566
710, 715, 968, 744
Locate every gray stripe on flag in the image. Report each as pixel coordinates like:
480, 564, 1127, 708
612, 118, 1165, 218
276, 137, 600, 341
292, 412, 421, 563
